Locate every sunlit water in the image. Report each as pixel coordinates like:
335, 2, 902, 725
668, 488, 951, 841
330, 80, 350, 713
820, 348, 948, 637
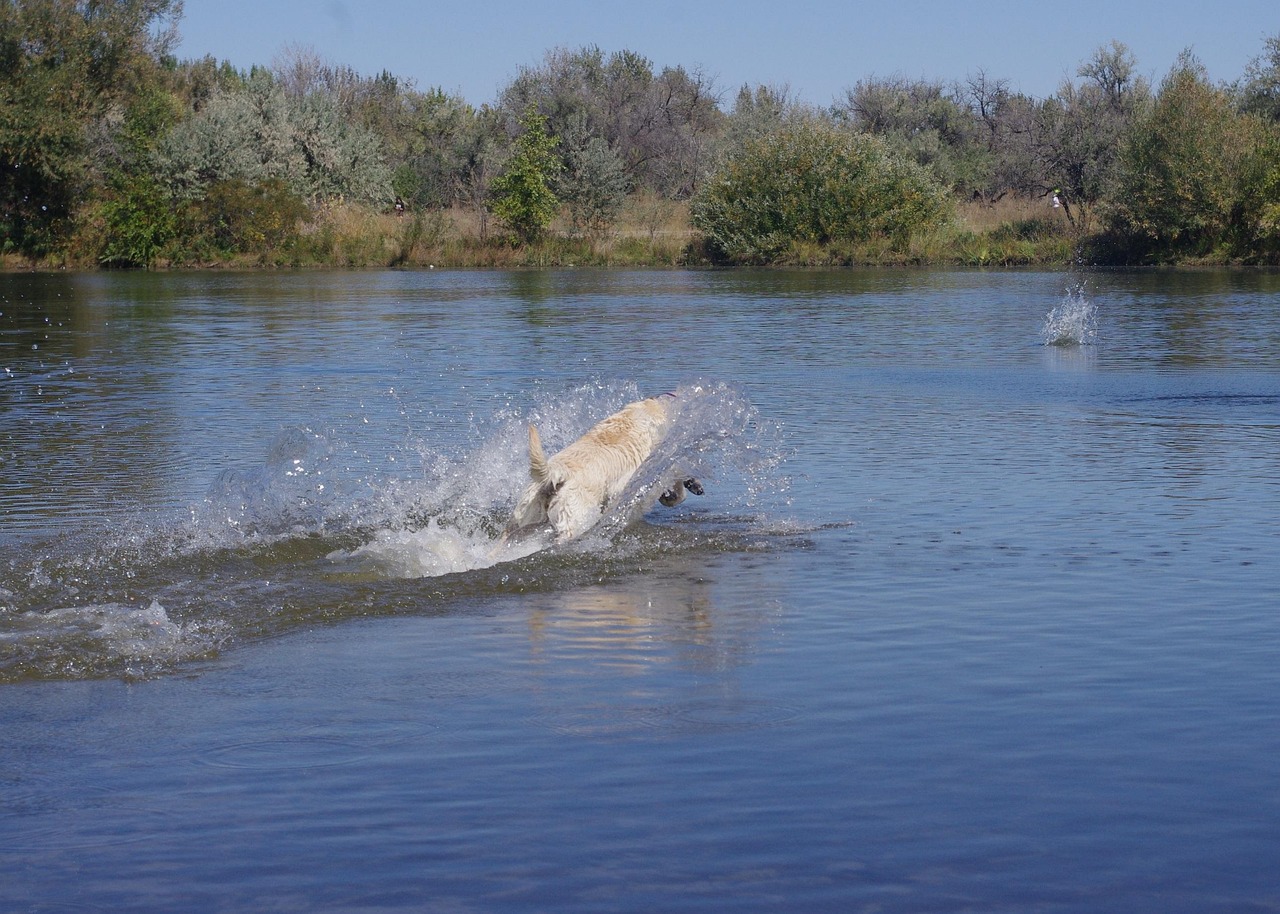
2, 268, 1278, 912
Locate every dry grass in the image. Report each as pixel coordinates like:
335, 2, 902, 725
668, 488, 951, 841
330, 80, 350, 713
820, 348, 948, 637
368, 196, 700, 268
957, 197, 1054, 232
2, 194, 1084, 272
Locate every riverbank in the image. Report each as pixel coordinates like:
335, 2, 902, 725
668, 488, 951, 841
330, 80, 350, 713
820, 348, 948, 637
1, 198, 1098, 272
12, 196, 1272, 273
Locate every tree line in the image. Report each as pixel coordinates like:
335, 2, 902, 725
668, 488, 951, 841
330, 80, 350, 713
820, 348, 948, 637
3, 0, 1279, 267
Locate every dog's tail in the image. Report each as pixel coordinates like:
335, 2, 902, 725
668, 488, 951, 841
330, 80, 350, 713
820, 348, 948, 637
527, 423, 550, 483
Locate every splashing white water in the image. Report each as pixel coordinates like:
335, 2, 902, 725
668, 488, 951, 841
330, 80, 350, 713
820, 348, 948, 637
1043, 282, 1098, 346
325, 380, 785, 579
1, 380, 789, 679
331, 518, 545, 578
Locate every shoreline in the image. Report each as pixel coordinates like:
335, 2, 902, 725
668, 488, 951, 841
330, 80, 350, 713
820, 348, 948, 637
6, 198, 1275, 273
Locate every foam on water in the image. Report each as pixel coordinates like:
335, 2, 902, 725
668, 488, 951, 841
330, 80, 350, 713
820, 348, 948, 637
0, 599, 230, 682
1042, 281, 1098, 346
330, 518, 547, 578
0, 380, 789, 681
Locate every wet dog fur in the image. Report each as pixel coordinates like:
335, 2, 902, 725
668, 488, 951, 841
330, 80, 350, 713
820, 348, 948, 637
505, 395, 703, 543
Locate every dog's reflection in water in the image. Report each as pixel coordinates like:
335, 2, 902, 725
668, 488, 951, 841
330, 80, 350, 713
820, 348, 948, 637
526, 572, 715, 669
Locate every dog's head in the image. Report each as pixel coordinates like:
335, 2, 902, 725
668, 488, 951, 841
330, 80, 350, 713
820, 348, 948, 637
636, 393, 678, 432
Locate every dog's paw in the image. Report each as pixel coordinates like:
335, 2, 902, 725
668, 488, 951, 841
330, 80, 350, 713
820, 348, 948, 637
659, 478, 704, 507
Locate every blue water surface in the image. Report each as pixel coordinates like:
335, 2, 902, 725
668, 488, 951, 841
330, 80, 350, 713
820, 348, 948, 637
2, 268, 1278, 912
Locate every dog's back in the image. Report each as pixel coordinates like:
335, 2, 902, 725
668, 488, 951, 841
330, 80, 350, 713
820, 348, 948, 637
549, 398, 670, 492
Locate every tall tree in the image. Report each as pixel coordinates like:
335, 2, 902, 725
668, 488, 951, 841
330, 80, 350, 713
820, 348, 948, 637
1237, 32, 1280, 122
1037, 42, 1150, 210
0, 0, 181, 255
725, 84, 797, 148
832, 74, 987, 195
1106, 53, 1265, 260
498, 46, 720, 197
390, 86, 479, 209
555, 111, 627, 236
490, 106, 560, 243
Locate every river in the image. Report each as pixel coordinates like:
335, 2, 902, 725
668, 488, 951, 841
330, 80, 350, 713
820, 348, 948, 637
2, 268, 1278, 911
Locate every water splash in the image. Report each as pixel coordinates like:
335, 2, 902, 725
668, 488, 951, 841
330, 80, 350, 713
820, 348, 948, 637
0, 600, 229, 682
0, 380, 791, 681
325, 380, 788, 579
198, 426, 346, 539
1042, 281, 1098, 346
329, 518, 546, 579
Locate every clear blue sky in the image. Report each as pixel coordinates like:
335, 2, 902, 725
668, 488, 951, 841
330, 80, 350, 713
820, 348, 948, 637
175, 0, 1276, 106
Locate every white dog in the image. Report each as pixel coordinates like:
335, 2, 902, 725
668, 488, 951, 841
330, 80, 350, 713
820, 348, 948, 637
505, 394, 704, 543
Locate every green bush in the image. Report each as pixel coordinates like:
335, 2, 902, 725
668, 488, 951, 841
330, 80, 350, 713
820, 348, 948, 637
490, 107, 561, 244
1104, 55, 1273, 262
163, 178, 308, 264
690, 121, 951, 263
1230, 123, 1280, 263
204, 179, 308, 254
99, 175, 177, 268
153, 73, 392, 206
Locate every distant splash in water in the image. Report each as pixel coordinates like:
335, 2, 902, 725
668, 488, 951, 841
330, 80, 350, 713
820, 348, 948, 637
0, 380, 792, 682
1042, 282, 1098, 346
